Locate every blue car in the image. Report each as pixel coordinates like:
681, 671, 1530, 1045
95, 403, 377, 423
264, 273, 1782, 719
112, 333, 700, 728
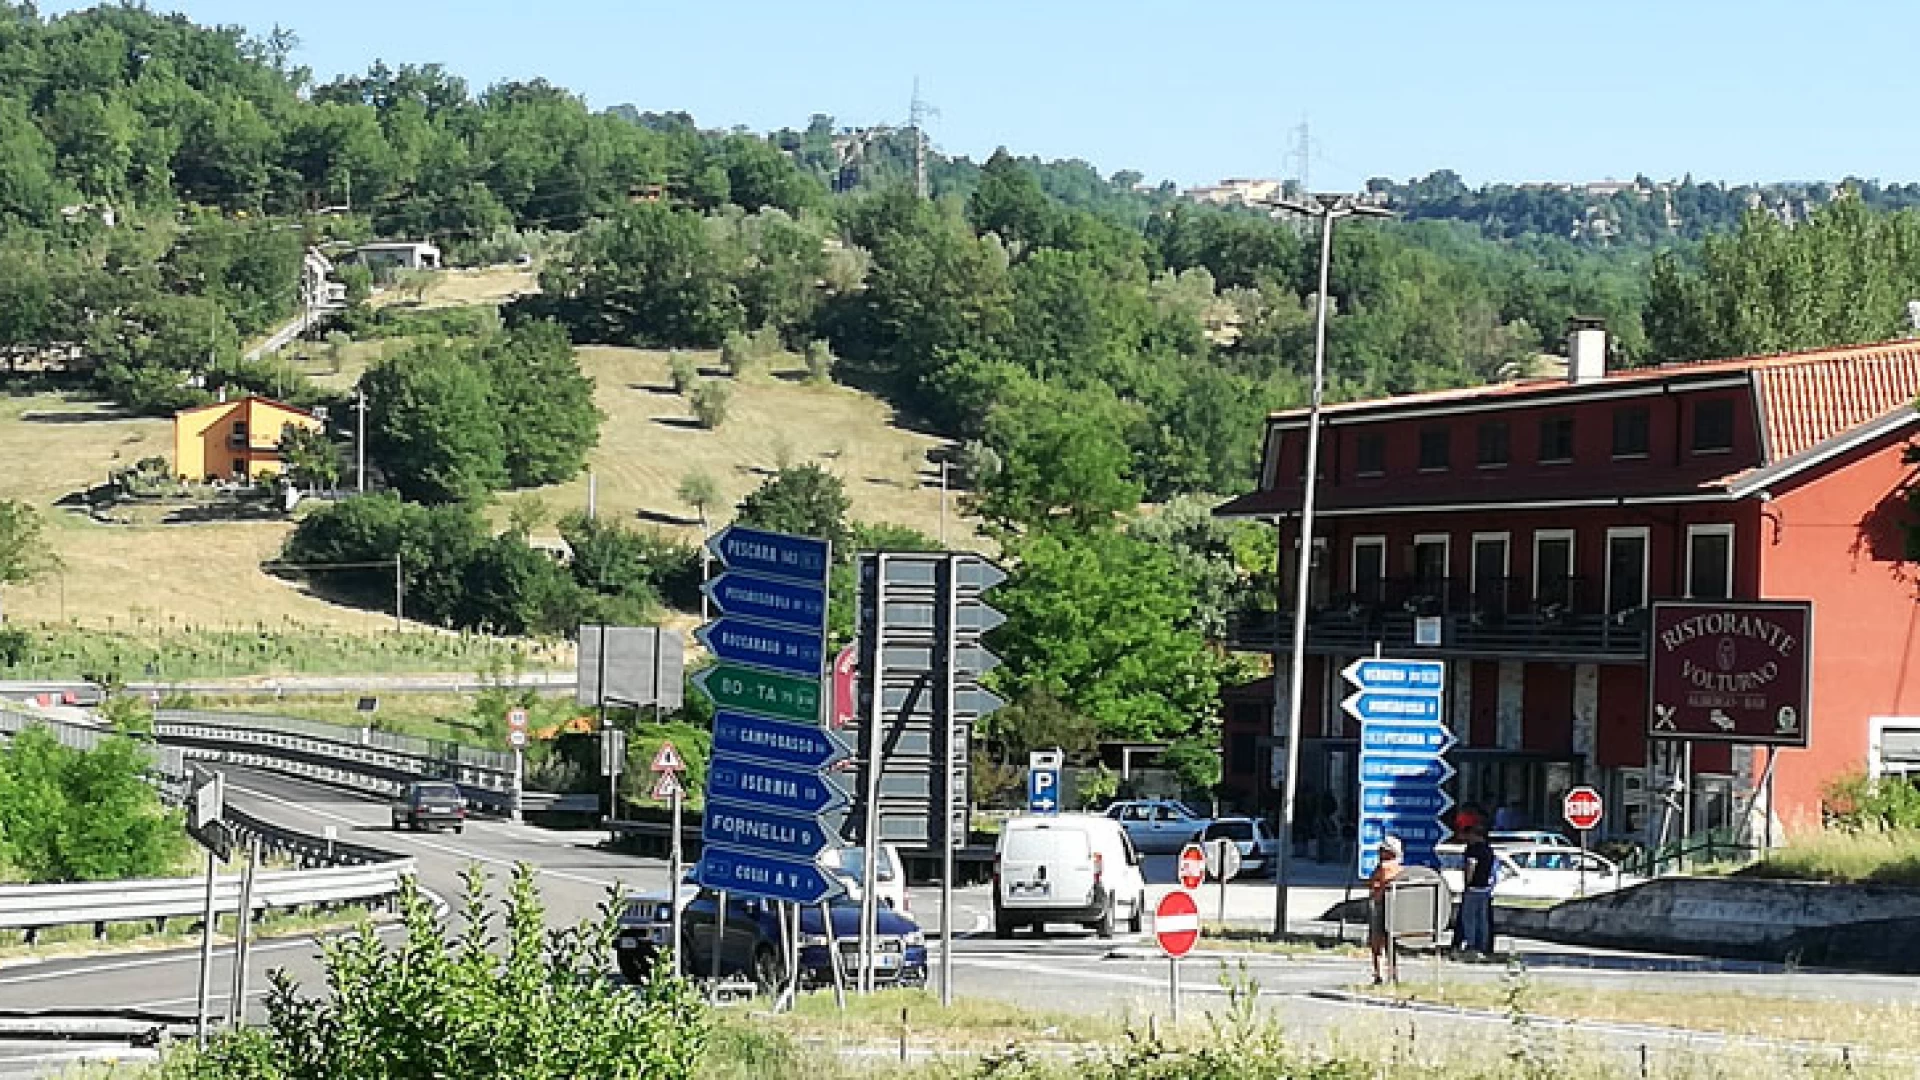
674, 888, 928, 993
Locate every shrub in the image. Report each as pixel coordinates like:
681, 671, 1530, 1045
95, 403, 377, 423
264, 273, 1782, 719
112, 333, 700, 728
169, 866, 710, 1079
668, 352, 698, 394
689, 380, 731, 428
0, 725, 187, 882
1824, 771, 1920, 831
803, 339, 835, 384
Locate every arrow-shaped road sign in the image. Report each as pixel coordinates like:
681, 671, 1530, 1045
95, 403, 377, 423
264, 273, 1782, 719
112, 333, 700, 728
1358, 721, 1457, 756
697, 617, 825, 679
696, 846, 845, 906
708, 525, 830, 585
1343, 691, 1444, 725
1358, 785, 1455, 818
1358, 815, 1452, 848
1343, 657, 1446, 693
696, 663, 822, 724
704, 572, 827, 632
711, 711, 851, 770
707, 758, 848, 817
1358, 753, 1457, 786
701, 800, 838, 861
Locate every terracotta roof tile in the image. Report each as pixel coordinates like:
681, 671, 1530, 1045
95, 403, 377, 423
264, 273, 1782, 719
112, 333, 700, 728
1752, 340, 1920, 461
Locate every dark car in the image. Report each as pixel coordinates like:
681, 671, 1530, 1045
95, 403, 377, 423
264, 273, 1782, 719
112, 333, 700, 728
654, 888, 927, 993
391, 781, 466, 832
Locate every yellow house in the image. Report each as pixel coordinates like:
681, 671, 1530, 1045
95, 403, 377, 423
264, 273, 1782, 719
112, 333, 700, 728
172, 395, 324, 482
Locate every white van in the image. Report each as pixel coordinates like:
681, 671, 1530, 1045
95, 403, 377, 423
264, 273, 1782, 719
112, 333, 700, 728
993, 814, 1146, 939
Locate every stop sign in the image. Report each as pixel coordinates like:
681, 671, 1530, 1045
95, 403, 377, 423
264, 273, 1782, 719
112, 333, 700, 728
1155, 890, 1200, 958
1177, 843, 1207, 890
1563, 786, 1604, 831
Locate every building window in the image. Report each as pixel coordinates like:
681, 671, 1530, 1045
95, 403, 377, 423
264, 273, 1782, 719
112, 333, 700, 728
1532, 529, 1574, 610
1476, 422, 1509, 468
1470, 533, 1510, 620
229, 421, 249, 449
231, 458, 247, 477
1612, 406, 1649, 458
1412, 534, 1450, 598
1418, 428, 1451, 471
1351, 536, 1386, 602
1686, 524, 1734, 600
1228, 732, 1257, 777
1604, 527, 1649, 616
1539, 416, 1575, 464
1355, 434, 1385, 477
1693, 398, 1734, 453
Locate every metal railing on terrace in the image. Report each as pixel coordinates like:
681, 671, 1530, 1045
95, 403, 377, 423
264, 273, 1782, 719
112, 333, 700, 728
1226, 575, 1652, 661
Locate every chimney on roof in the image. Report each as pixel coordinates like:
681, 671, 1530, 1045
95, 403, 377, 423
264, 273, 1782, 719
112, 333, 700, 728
216, 386, 227, 404
1567, 318, 1608, 385
1906, 300, 1920, 331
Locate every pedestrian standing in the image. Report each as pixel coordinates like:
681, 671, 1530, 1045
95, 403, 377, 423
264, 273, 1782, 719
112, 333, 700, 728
1458, 824, 1497, 959
1367, 835, 1405, 985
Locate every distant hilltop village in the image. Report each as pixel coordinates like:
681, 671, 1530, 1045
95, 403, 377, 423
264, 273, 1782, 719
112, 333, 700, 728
1182, 174, 1854, 242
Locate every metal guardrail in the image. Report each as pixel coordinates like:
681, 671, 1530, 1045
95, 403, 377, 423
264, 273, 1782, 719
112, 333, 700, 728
157, 709, 514, 772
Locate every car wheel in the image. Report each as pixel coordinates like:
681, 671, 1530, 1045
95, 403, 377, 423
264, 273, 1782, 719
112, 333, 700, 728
617, 949, 650, 984
1095, 900, 1115, 940
454, 824, 464, 834
752, 946, 784, 996
994, 911, 1015, 939
1128, 895, 1144, 933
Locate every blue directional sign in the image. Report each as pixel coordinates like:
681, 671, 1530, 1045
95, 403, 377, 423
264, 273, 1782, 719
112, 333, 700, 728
1343, 658, 1446, 693
708, 758, 848, 817
708, 525, 831, 585
697, 617, 826, 678
1344, 691, 1445, 725
711, 710, 850, 771
696, 846, 844, 905
705, 572, 827, 632
1350, 656, 1451, 878
1027, 767, 1061, 815
702, 799, 837, 861
1359, 721, 1457, 756
1359, 753, 1456, 786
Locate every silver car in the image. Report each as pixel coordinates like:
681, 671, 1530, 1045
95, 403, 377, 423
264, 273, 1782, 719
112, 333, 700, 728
1199, 817, 1280, 877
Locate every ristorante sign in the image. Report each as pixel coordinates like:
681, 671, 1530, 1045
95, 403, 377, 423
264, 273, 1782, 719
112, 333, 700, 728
1647, 600, 1813, 746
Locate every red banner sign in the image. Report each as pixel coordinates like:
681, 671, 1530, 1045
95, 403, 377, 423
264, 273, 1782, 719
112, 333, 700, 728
1646, 600, 1812, 746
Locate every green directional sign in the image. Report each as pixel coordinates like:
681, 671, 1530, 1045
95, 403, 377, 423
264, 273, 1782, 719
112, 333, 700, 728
696, 662, 821, 724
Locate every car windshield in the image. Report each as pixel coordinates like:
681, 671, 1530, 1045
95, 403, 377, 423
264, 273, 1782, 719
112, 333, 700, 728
1208, 821, 1254, 841
832, 848, 895, 882
414, 784, 459, 799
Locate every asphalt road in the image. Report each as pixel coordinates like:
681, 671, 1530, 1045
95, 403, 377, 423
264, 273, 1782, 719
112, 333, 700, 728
2, 770, 1917, 1075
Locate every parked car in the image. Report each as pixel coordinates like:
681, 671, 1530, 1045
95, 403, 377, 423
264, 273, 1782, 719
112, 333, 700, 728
391, 781, 466, 833
1199, 817, 1280, 877
994, 814, 1147, 939
1490, 830, 1574, 849
1437, 842, 1641, 902
614, 874, 702, 983
828, 844, 908, 914
651, 888, 926, 993
1104, 799, 1211, 854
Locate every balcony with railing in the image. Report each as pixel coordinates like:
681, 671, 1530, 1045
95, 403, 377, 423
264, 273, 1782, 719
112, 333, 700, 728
1225, 575, 1650, 662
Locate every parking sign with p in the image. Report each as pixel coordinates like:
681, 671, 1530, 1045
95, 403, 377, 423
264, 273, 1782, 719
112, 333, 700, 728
1027, 749, 1062, 815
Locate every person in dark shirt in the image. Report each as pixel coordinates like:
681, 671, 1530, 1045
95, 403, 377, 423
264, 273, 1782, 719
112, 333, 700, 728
1457, 825, 1497, 959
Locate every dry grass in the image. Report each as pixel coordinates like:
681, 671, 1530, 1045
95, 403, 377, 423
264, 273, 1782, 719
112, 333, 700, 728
1741, 828, 1920, 886
1378, 975, 1920, 1052
367, 266, 538, 311
497, 347, 982, 550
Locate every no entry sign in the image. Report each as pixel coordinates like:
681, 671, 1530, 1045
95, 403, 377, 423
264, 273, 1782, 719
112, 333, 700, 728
1563, 786, 1604, 832
1177, 842, 1207, 890
1155, 890, 1200, 958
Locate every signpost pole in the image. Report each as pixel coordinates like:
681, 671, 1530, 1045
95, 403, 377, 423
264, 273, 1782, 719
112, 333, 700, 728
228, 838, 258, 1025
1169, 957, 1181, 1024
939, 553, 957, 1008
1578, 828, 1588, 898
859, 554, 889, 995
821, 901, 847, 1010
511, 746, 523, 825
1762, 749, 1777, 852
194, 846, 218, 1046
1680, 741, 1693, 872
668, 784, 683, 980
711, 890, 727, 999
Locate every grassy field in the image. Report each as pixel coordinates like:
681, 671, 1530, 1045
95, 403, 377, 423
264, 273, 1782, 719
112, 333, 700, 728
1738, 827, 1920, 886
497, 346, 976, 550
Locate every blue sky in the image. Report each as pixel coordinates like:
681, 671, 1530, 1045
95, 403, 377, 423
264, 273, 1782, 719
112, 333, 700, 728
40, 1, 1920, 189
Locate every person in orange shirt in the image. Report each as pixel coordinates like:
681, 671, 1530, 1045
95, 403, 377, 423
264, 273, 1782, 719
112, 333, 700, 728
1367, 835, 1406, 985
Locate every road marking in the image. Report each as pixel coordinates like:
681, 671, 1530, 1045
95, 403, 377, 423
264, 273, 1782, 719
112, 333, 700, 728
957, 955, 1222, 994
0, 925, 401, 988
226, 782, 625, 890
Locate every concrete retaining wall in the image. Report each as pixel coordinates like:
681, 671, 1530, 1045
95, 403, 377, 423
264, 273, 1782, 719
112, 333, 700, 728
1501, 877, 1920, 970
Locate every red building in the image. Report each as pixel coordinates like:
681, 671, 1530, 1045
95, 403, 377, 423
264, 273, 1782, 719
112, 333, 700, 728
1214, 327, 1920, 841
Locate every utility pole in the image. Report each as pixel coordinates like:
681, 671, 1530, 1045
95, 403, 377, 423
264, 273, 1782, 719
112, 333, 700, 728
1287, 118, 1312, 197
354, 388, 368, 494
393, 554, 404, 631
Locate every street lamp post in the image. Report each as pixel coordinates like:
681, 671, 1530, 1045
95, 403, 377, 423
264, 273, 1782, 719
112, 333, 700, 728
1265, 193, 1393, 938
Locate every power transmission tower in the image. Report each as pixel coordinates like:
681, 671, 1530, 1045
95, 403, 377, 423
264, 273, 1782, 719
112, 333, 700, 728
1287, 118, 1312, 196
909, 80, 935, 199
